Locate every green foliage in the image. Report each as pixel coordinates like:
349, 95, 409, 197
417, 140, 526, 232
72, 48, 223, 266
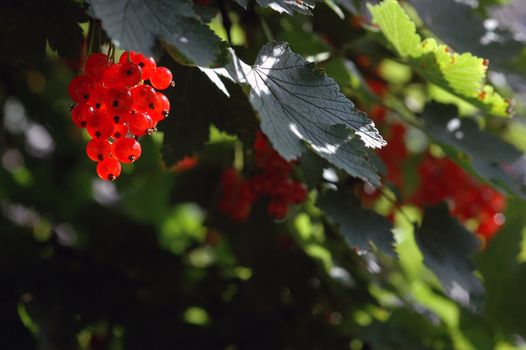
422, 103, 526, 199
369, 0, 511, 116
159, 62, 257, 166
221, 42, 384, 185
416, 204, 483, 305
318, 188, 395, 256
3, 0, 526, 349
0, 0, 87, 66
89, 0, 224, 66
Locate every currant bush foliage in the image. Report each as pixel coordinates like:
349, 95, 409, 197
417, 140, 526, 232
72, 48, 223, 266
369, 0, 510, 116
3, 0, 526, 349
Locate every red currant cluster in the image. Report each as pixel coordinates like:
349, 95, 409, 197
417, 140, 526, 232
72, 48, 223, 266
68, 51, 173, 180
411, 154, 505, 239
355, 57, 505, 240
218, 132, 307, 221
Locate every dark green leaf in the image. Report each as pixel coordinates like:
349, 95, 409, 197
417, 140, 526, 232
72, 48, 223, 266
416, 203, 483, 305
159, 62, 257, 166
0, 0, 86, 66
477, 199, 526, 336
317, 189, 395, 256
89, 0, 223, 66
422, 103, 526, 199
361, 308, 453, 350
222, 42, 384, 185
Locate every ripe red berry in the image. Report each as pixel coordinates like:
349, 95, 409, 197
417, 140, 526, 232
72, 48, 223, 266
87, 111, 114, 139
113, 137, 142, 163
96, 158, 122, 181
128, 111, 154, 136
68, 76, 94, 103
102, 63, 123, 87
71, 103, 95, 128
86, 138, 112, 162
69, 50, 174, 181
118, 62, 142, 87
105, 86, 133, 114
131, 84, 157, 112
151, 92, 170, 122
88, 84, 107, 110
267, 200, 288, 219
150, 67, 172, 90
119, 51, 157, 80
290, 182, 307, 203
111, 123, 129, 139
85, 53, 110, 81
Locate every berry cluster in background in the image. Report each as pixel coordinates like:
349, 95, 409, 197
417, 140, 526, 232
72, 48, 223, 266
218, 132, 307, 221
356, 58, 506, 241
68, 51, 173, 180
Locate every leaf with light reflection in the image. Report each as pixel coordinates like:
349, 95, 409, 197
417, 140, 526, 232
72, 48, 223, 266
221, 42, 384, 186
89, 0, 223, 66
234, 0, 320, 15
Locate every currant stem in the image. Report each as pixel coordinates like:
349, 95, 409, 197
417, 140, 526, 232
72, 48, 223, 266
234, 141, 244, 172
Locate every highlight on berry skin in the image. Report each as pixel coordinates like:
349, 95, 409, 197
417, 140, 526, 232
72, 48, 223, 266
68, 51, 173, 181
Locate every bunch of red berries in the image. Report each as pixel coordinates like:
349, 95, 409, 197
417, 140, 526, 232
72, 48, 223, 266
218, 132, 307, 221
411, 153, 506, 239
68, 51, 173, 180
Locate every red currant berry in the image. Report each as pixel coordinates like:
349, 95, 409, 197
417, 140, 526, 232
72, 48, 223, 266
85, 53, 110, 81
119, 51, 141, 64
68, 76, 94, 103
151, 92, 170, 122
138, 56, 156, 80
105, 86, 133, 114
110, 110, 132, 125
150, 67, 172, 90
86, 138, 112, 162
119, 51, 157, 80
88, 84, 108, 110
71, 103, 95, 128
87, 111, 114, 139
131, 84, 157, 112
128, 111, 154, 136
96, 158, 121, 181
267, 200, 288, 219
102, 63, 124, 87
118, 62, 142, 87
111, 123, 129, 139
113, 137, 142, 163
290, 182, 307, 203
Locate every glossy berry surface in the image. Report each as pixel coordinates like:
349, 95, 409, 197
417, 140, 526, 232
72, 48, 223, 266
105, 87, 133, 114
68, 50, 173, 180
102, 63, 123, 87
86, 139, 112, 162
96, 158, 122, 181
118, 62, 142, 87
128, 112, 154, 136
131, 85, 157, 112
71, 103, 95, 128
111, 123, 129, 139
150, 67, 173, 90
120, 51, 157, 80
113, 137, 142, 163
87, 111, 114, 139
68, 76, 93, 103
85, 53, 110, 81
151, 92, 170, 122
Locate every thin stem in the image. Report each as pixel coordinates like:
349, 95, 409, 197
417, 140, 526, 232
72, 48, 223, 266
378, 187, 415, 225
259, 17, 274, 42
234, 141, 244, 172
